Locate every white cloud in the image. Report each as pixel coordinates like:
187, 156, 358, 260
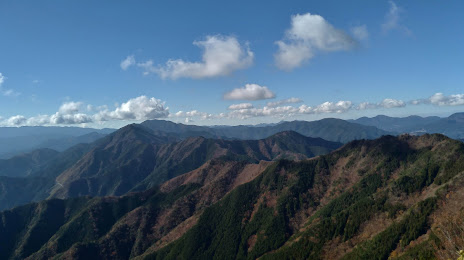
95, 96, 169, 121
224, 84, 276, 101
275, 13, 357, 70
2, 89, 21, 97
59, 101, 83, 114
0, 73, 21, 97
275, 41, 313, 71
137, 60, 156, 76
382, 1, 411, 35
312, 101, 353, 114
356, 98, 405, 110
120, 55, 136, 70
171, 110, 213, 120
6, 115, 27, 126
350, 25, 369, 41
224, 100, 352, 120
1, 96, 169, 126
356, 102, 378, 110
141, 35, 253, 79
49, 113, 93, 125
267, 97, 303, 107
228, 103, 254, 110
411, 93, 464, 106
380, 98, 406, 108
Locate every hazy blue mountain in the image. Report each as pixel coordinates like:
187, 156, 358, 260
0, 126, 114, 138
0, 148, 59, 177
50, 125, 342, 199
0, 123, 341, 211
422, 112, 464, 139
142, 118, 390, 143
0, 142, 97, 211
349, 115, 441, 133
0, 127, 114, 159
351, 113, 464, 139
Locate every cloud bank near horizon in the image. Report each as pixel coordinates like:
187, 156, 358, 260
2, 92, 462, 127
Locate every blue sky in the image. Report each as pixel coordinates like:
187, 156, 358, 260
0, 0, 463, 128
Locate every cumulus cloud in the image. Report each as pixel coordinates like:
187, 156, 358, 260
49, 113, 93, 125
0, 96, 169, 126
223, 84, 276, 101
382, 1, 411, 35
94, 96, 169, 121
380, 98, 406, 108
275, 13, 357, 70
120, 55, 136, 70
6, 115, 27, 126
0, 73, 4, 86
356, 98, 405, 110
172, 110, 213, 120
411, 93, 464, 106
312, 101, 353, 113
350, 25, 369, 41
141, 35, 253, 79
228, 103, 254, 110
224, 100, 352, 120
266, 97, 303, 107
59, 101, 83, 114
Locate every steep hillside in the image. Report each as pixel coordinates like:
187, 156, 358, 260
146, 134, 464, 260
51, 126, 341, 199
141, 118, 390, 143
0, 143, 96, 211
2, 134, 464, 259
0, 148, 59, 177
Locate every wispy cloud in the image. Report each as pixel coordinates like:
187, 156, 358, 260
223, 84, 276, 101
267, 97, 303, 107
382, 1, 411, 35
2, 89, 21, 97
120, 55, 136, 70
228, 103, 254, 110
350, 25, 369, 41
0, 73, 21, 97
137, 35, 253, 79
275, 13, 357, 70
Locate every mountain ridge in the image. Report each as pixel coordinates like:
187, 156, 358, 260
1, 134, 463, 259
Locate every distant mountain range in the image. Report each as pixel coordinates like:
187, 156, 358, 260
141, 118, 390, 143
1, 133, 463, 259
0, 126, 114, 159
350, 112, 464, 139
2, 115, 464, 259
0, 122, 344, 210
4, 114, 464, 211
